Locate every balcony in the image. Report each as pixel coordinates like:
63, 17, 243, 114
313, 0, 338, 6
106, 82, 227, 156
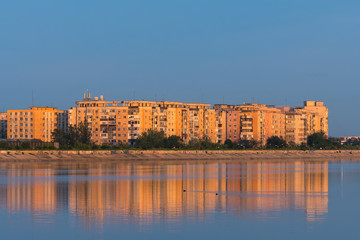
100, 121, 116, 126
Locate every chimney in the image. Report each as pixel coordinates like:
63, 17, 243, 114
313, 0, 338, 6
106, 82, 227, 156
100, 95, 103, 100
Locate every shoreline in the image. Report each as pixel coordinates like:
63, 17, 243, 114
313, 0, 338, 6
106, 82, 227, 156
0, 149, 358, 162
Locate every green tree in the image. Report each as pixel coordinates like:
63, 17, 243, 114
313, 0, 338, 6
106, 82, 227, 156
199, 136, 215, 149
266, 136, 287, 149
164, 135, 184, 149
135, 129, 165, 149
224, 139, 233, 149
307, 132, 331, 149
0, 141, 8, 149
52, 128, 68, 146
52, 120, 92, 149
77, 120, 91, 145
299, 142, 308, 150
20, 141, 32, 149
345, 138, 360, 146
238, 138, 259, 149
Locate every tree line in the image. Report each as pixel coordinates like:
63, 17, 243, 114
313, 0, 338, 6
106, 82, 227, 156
0, 124, 352, 150
50, 127, 344, 150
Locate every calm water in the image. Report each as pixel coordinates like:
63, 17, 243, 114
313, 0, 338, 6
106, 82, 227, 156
0, 160, 359, 240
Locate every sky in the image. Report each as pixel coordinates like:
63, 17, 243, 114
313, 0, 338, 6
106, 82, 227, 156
0, 0, 359, 137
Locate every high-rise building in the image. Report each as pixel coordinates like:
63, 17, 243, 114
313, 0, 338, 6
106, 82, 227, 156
7, 107, 68, 142
297, 101, 328, 136
68, 93, 217, 145
279, 101, 328, 145
281, 109, 307, 144
215, 110, 227, 144
214, 103, 286, 145
214, 101, 328, 145
0, 112, 7, 139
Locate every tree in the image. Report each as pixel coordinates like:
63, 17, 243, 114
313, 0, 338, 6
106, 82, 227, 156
328, 137, 341, 149
20, 141, 32, 149
266, 136, 287, 149
77, 120, 91, 145
345, 138, 360, 146
199, 136, 215, 149
52, 120, 92, 148
238, 138, 259, 149
307, 132, 331, 149
299, 142, 308, 150
185, 136, 217, 150
224, 139, 233, 149
135, 129, 165, 149
164, 135, 184, 149
52, 128, 68, 146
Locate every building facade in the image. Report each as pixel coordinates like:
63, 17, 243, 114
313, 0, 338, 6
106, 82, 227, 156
278, 101, 328, 145
7, 107, 68, 142
214, 103, 286, 145
69, 94, 329, 146
214, 101, 328, 145
68, 94, 217, 146
0, 112, 7, 139
4, 95, 328, 146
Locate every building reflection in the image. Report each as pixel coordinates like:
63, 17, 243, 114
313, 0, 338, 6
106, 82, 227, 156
0, 161, 328, 224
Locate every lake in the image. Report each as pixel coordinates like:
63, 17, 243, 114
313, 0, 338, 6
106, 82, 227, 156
0, 160, 358, 240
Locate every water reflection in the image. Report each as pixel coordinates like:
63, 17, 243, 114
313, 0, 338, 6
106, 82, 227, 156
0, 161, 328, 225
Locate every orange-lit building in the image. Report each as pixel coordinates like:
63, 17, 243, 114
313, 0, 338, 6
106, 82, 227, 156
278, 101, 328, 145
226, 110, 241, 142
214, 103, 286, 145
215, 110, 227, 143
68, 93, 217, 145
7, 107, 68, 142
214, 101, 328, 145
296, 101, 328, 136
0, 112, 7, 139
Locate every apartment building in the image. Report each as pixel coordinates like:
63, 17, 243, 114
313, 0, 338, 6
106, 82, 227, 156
297, 101, 328, 136
56, 111, 69, 133
68, 94, 129, 145
214, 103, 285, 145
226, 110, 241, 143
279, 107, 307, 145
0, 112, 7, 139
7, 107, 68, 142
69, 94, 217, 146
239, 113, 254, 140
215, 110, 227, 144
238, 104, 285, 145
278, 101, 328, 145
214, 101, 327, 145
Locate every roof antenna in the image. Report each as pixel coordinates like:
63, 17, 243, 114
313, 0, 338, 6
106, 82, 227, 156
32, 90, 34, 107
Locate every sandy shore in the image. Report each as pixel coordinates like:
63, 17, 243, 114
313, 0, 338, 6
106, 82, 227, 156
0, 149, 358, 162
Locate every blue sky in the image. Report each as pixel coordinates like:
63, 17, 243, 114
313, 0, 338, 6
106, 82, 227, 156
0, 0, 359, 136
